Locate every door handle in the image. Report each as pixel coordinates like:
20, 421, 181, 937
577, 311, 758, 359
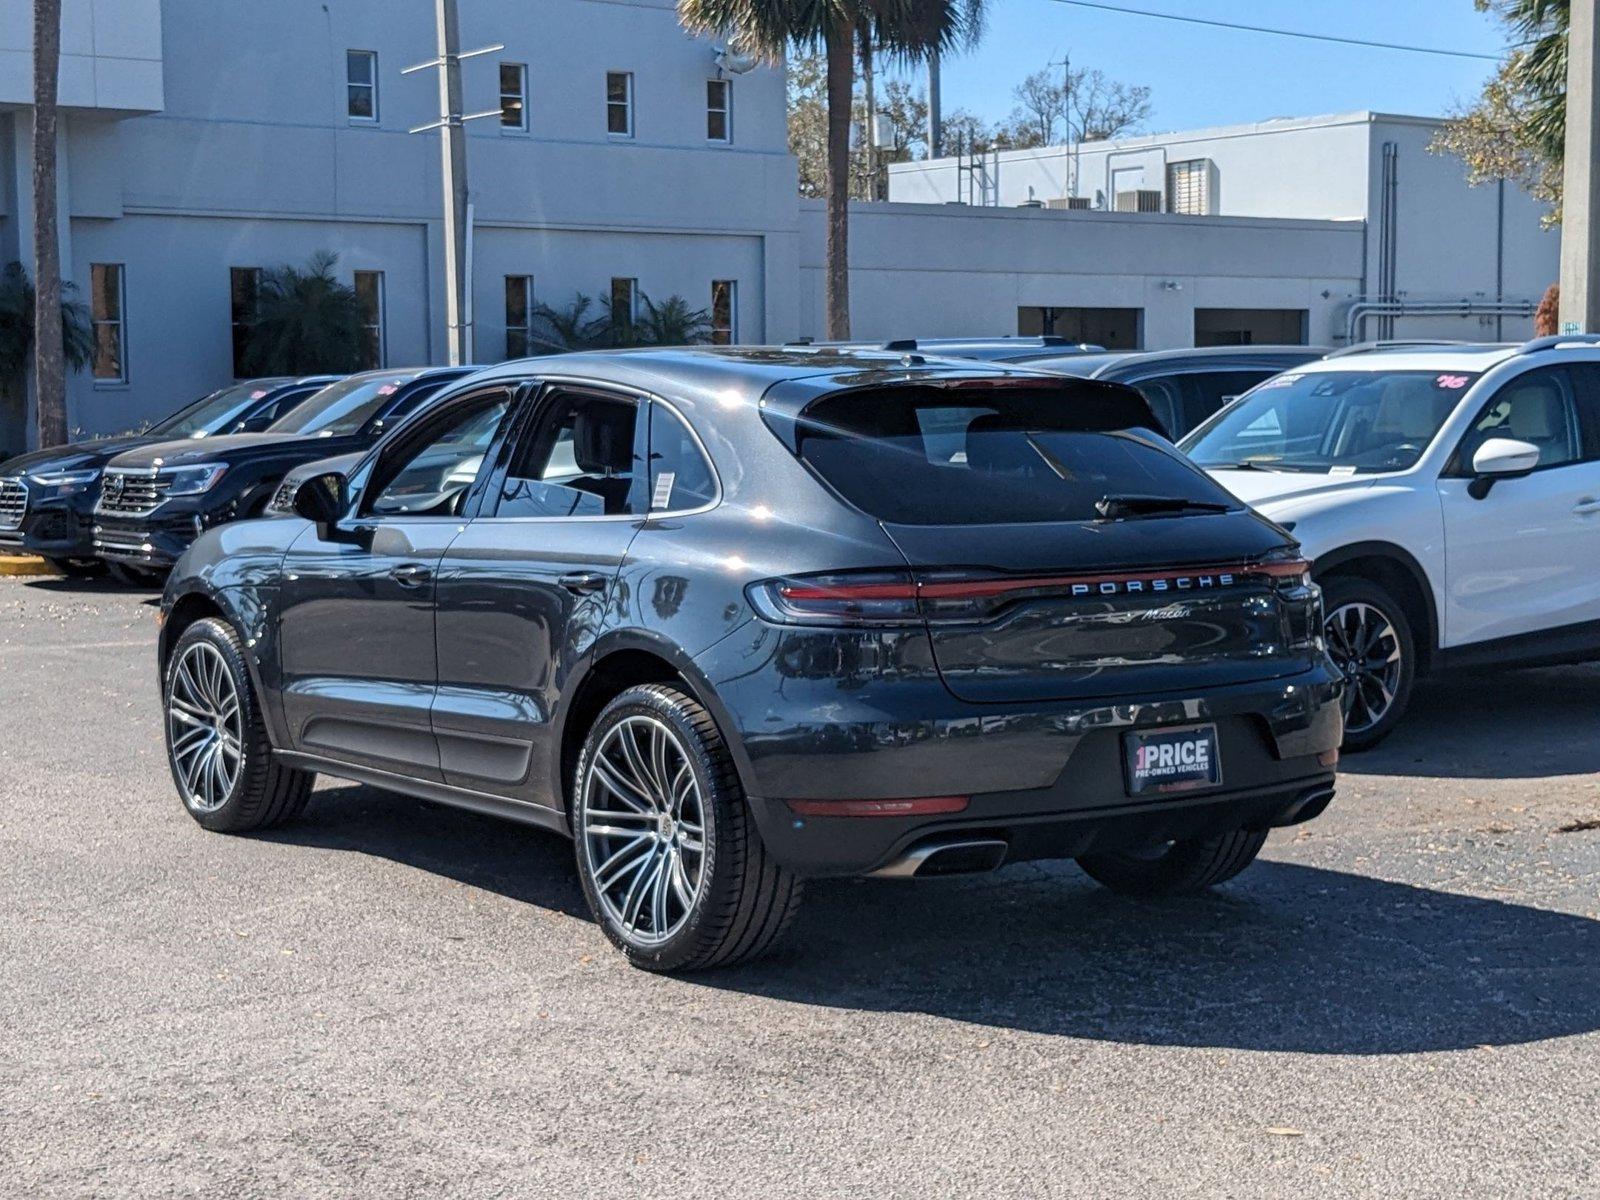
389, 563, 434, 588
558, 571, 610, 595
1575, 497, 1600, 516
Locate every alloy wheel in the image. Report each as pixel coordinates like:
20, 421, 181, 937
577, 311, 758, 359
581, 715, 707, 947
167, 641, 244, 812
1324, 601, 1403, 737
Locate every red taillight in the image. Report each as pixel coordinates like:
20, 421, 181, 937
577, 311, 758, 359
785, 796, 970, 818
747, 571, 921, 626
748, 557, 1315, 627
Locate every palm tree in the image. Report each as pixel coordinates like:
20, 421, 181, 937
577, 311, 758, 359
32, 0, 67, 448
241, 251, 365, 375
0, 261, 91, 454
633, 293, 713, 345
528, 293, 609, 353
677, 1, 984, 339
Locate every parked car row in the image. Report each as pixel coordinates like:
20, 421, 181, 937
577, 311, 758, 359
8, 333, 1600, 972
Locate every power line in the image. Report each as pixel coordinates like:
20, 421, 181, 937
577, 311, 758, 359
1040, 0, 1503, 62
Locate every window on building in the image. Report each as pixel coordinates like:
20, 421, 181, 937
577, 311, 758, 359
1166, 158, 1214, 215
90, 264, 127, 383
347, 50, 378, 122
606, 71, 633, 137
505, 275, 534, 358
610, 277, 638, 340
230, 267, 262, 379
354, 270, 386, 369
706, 78, 731, 142
500, 62, 528, 131
710, 279, 737, 345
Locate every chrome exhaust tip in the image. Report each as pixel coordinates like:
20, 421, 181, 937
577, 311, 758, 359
869, 837, 1009, 879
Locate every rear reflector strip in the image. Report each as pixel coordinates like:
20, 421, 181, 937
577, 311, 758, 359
777, 560, 1311, 604
785, 796, 971, 818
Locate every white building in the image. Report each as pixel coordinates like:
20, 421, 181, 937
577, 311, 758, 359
886, 111, 1557, 348
0, 7, 1560, 445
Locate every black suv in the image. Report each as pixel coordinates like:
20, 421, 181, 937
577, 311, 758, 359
95, 366, 477, 578
0, 376, 333, 576
157, 349, 1342, 972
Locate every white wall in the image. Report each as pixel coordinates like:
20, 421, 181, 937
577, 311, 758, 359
888, 113, 1377, 219
799, 201, 1366, 347
0, 0, 164, 113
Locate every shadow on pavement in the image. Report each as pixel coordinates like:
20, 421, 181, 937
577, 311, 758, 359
271, 784, 1600, 1055
1341, 664, 1600, 780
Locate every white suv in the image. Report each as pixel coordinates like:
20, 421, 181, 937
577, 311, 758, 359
1181, 337, 1600, 748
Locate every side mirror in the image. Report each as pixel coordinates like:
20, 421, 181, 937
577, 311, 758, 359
1467, 437, 1541, 499
292, 471, 348, 535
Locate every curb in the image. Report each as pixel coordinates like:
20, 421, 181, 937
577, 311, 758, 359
0, 556, 62, 578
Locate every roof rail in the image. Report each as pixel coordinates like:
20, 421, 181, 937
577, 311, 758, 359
1515, 333, 1600, 355
882, 338, 919, 352
1325, 339, 1473, 359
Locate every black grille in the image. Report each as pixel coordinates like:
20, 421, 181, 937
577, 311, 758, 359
0, 478, 25, 530
99, 469, 174, 516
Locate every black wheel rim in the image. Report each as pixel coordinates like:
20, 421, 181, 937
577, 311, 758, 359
1324, 601, 1403, 736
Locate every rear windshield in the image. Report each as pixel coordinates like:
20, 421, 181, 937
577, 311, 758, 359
269, 372, 418, 437
791, 386, 1236, 525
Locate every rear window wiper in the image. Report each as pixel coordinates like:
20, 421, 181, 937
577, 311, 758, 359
1096, 494, 1233, 519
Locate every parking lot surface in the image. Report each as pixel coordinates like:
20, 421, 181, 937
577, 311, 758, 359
2, 577, 1598, 1198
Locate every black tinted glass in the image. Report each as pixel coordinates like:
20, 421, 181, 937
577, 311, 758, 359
792, 386, 1228, 526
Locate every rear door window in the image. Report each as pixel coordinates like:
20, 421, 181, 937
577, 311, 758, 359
790, 385, 1235, 526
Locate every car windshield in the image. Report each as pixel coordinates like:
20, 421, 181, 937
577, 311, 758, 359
790, 385, 1232, 526
269, 372, 417, 437
1181, 369, 1479, 474
147, 380, 291, 438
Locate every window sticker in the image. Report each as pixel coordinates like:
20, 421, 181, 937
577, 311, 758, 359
1262, 374, 1302, 388
652, 471, 676, 509
1436, 374, 1471, 389
1328, 465, 1359, 477
377, 384, 399, 396
250, 390, 269, 399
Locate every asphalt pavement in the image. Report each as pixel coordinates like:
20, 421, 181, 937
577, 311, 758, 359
2, 576, 1598, 1198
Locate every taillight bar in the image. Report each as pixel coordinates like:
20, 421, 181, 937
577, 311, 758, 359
749, 558, 1313, 627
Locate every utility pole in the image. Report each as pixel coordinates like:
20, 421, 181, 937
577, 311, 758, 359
405, 0, 501, 364
1560, 0, 1600, 333
927, 51, 942, 160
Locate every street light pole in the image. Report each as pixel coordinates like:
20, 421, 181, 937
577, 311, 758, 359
1560, 0, 1600, 333
404, 0, 502, 364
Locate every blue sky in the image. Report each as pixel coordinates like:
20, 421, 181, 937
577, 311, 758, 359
894, 0, 1510, 133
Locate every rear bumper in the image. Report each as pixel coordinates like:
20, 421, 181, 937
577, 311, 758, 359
756, 774, 1336, 878
697, 626, 1343, 877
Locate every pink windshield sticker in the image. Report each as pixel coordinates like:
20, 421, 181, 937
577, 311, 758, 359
250, 390, 269, 399
1436, 374, 1470, 389
377, 384, 399, 396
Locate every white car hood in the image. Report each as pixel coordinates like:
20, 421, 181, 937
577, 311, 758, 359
1207, 469, 1375, 515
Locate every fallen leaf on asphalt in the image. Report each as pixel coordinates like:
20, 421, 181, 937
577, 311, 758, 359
1265, 1127, 1304, 1137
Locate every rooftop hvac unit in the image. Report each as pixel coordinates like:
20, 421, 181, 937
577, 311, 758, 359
1046, 196, 1092, 210
1114, 189, 1163, 213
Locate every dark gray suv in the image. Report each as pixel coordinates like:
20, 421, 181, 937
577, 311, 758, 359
157, 349, 1343, 971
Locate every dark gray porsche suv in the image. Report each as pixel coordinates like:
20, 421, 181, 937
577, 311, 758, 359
157, 348, 1343, 971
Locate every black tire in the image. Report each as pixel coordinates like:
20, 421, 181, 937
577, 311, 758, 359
163, 617, 313, 833
108, 561, 165, 588
44, 556, 106, 579
572, 684, 803, 972
1077, 828, 1268, 896
1320, 575, 1415, 752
